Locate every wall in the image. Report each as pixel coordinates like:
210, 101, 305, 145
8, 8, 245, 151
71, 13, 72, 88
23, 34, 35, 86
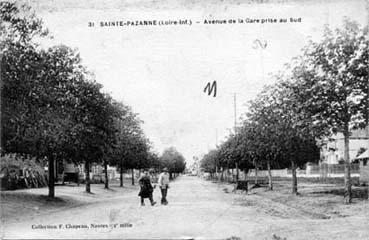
248, 169, 289, 177
246, 164, 360, 178
360, 159, 369, 183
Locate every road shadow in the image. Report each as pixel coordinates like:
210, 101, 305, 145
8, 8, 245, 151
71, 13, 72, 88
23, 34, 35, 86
311, 187, 368, 199
1, 191, 81, 222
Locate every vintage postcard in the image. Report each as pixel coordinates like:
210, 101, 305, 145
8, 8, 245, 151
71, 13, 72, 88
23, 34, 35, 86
1, 0, 368, 239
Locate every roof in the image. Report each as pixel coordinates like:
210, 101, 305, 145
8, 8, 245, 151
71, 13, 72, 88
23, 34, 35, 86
356, 149, 369, 160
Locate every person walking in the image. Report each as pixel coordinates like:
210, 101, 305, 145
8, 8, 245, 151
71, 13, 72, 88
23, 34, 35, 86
138, 170, 156, 206
158, 168, 170, 205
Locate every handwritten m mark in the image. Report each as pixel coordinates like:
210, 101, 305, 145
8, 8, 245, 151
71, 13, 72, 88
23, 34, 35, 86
204, 81, 217, 97
252, 39, 267, 49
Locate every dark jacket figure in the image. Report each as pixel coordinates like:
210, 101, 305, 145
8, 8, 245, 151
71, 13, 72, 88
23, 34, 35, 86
138, 171, 156, 206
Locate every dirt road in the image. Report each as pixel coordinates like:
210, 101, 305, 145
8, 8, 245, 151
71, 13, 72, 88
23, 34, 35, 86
2, 176, 369, 239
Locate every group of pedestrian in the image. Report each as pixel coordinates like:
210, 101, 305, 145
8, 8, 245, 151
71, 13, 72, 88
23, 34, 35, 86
138, 168, 170, 206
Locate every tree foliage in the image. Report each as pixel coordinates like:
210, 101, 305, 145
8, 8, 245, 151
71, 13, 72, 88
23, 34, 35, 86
1, 2, 158, 196
200, 19, 366, 199
160, 147, 186, 177
290, 19, 368, 202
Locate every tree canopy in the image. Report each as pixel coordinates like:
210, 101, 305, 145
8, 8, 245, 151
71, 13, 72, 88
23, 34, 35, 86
199, 19, 368, 199
1, 2, 158, 196
160, 147, 186, 177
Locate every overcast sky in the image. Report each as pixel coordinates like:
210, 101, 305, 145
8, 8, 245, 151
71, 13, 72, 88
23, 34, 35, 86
26, 0, 367, 164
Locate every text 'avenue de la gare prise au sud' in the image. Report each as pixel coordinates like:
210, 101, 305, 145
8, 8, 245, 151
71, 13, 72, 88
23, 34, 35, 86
88, 17, 302, 27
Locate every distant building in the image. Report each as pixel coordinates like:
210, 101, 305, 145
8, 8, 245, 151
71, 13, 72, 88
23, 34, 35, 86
356, 149, 369, 183
320, 126, 369, 164
54, 160, 118, 183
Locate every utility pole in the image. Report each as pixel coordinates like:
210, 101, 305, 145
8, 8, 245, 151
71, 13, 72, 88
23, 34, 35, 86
234, 93, 237, 133
234, 93, 239, 183
119, 118, 124, 187
215, 128, 218, 147
215, 128, 219, 181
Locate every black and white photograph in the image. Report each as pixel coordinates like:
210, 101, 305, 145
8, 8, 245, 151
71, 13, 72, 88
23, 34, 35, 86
0, 0, 368, 239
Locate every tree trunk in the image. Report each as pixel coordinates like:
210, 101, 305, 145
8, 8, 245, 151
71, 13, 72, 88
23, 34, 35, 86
267, 160, 273, 190
244, 169, 247, 180
104, 160, 109, 189
291, 160, 298, 195
85, 161, 91, 193
48, 156, 55, 198
253, 159, 258, 184
343, 127, 352, 204
131, 168, 134, 185
255, 167, 258, 185
120, 160, 123, 187
226, 162, 229, 182
235, 162, 239, 183
215, 166, 218, 181
231, 168, 234, 182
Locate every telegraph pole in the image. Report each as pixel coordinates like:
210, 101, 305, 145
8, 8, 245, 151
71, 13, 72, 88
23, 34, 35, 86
234, 93, 237, 133
215, 128, 219, 181
215, 128, 218, 147
234, 93, 239, 183
119, 118, 124, 187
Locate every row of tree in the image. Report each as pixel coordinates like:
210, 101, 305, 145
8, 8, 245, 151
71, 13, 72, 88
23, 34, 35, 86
0, 3, 186, 197
200, 19, 368, 203
159, 147, 186, 179
112, 146, 186, 186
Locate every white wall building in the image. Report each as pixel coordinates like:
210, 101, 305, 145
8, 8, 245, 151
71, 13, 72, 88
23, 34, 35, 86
321, 127, 369, 164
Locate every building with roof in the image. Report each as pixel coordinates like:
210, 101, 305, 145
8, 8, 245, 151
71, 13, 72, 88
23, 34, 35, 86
356, 149, 369, 183
320, 126, 369, 164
